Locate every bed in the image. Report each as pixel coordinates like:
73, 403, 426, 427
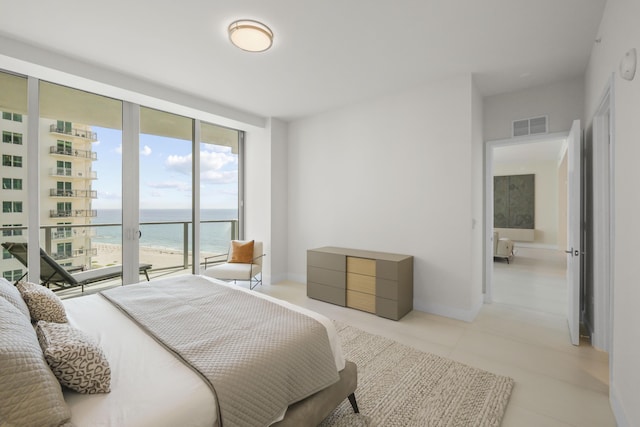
0, 275, 358, 427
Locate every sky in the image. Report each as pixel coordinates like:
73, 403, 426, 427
92, 127, 238, 210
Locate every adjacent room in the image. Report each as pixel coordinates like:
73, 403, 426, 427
0, 1, 638, 426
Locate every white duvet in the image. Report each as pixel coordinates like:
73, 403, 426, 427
62, 275, 344, 427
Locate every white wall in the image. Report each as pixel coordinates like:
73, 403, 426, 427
493, 160, 559, 247
269, 118, 289, 284
584, 0, 640, 425
288, 74, 483, 321
484, 77, 584, 141
471, 79, 485, 305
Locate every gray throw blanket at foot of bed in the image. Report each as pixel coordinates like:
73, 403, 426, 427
101, 276, 339, 427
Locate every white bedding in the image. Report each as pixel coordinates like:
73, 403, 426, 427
62, 275, 345, 427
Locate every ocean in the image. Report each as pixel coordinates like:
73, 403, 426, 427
91, 209, 238, 254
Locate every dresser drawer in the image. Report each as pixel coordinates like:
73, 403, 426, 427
376, 277, 399, 300
307, 282, 346, 306
347, 290, 375, 313
308, 251, 345, 271
346, 272, 375, 294
346, 257, 375, 276
308, 266, 345, 289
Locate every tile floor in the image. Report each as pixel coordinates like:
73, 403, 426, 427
253, 247, 615, 427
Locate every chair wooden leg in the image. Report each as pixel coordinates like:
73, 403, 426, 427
348, 393, 359, 413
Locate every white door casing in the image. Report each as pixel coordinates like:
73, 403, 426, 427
566, 119, 581, 346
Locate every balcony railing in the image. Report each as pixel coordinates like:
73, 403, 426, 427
49, 168, 98, 179
2, 219, 239, 283
72, 247, 98, 257
49, 189, 98, 198
49, 124, 98, 142
50, 209, 98, 218
49, 146, 98, 160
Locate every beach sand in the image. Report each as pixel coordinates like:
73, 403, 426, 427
92, 242, 219, 270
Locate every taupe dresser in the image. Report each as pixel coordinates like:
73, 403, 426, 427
307, 247, 413, 320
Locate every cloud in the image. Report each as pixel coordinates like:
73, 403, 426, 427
115, 144, 122, 154
97, 191, 121, 200
201, 170, 237, 184
146, 181, 191, 192
165, 150, 237, 184
140, 145, 152, 156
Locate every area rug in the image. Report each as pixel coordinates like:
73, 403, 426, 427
323, 322, 514, 427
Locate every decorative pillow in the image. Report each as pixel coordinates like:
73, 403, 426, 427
0, 298, 71, 426
228, 240, 255, 264
17, 281, 68, 323
36, 321, 111, 394
0, 277, 30, 319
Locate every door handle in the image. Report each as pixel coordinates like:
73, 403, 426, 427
564, 248, 580, 257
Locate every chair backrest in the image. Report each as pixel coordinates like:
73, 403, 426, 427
1, 242, 78, 286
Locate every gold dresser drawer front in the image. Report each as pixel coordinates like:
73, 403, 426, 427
347, 290, 376, 313
346, 272, 375, 294
346, 257, 375, 276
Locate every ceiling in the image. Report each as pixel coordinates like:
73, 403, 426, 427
0, 0, 606, 122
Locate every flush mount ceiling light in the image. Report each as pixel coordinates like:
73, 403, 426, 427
228, 19, 273, 52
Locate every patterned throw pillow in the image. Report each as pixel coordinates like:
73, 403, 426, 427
17, 281, 68, 323
228, 240, 254, 263
36, 321, 111, 394
0, 277, 30, 319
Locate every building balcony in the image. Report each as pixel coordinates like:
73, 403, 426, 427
49, 189, 98, 198
50, 167, 97, 179
72, 247, 98, 257
52, 228, 96, 240
49, 146, 98, 160
50, 209, 97, 218
49, 124, 98, 142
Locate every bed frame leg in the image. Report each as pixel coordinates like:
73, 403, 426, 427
348, 393, 359, 413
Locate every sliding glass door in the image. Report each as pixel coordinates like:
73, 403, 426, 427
199, 122, 241, 264
39, 81, 123, 292
138, 107, 193, 273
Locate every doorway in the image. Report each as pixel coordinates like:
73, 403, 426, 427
485, 135, 568, 317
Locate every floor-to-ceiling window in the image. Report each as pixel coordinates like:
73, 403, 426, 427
199, 122, 241, 263
138, 107, 193, 272
0, 71, 28, 282
39, 81, 123, 283
1, 69, 244, 292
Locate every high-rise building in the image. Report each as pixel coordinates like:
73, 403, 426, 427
1, 112, 96, 281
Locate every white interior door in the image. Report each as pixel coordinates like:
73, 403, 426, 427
566, 119, 581, 346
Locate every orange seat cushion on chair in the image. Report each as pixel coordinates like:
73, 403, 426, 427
228, 240, 255, 264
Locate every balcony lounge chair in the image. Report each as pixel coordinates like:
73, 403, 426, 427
2, 242, 152, 292
202, 240, 265, 290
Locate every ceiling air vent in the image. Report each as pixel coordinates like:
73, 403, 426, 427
512, 115, 548, 137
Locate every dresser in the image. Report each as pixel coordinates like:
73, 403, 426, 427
307, 247, 413, 320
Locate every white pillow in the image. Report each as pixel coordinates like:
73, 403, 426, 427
0, 277, 30, 319
0, 298, 71, 426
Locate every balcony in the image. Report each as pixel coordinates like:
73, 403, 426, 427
50, 167, 98, 179
73, 247, 98, 257
50, 209, 98, 218
49, 124, 98, 142
49, 146, 98, 160
49, 189, 98, 198
52, 227, 97, 240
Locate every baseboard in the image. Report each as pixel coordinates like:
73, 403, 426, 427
610, 383, 631, 427
414, 299, 483, 323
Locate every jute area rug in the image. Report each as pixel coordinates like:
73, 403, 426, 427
323, 322, 514, 427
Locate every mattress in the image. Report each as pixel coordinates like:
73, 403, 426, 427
62, 275, 345, 427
